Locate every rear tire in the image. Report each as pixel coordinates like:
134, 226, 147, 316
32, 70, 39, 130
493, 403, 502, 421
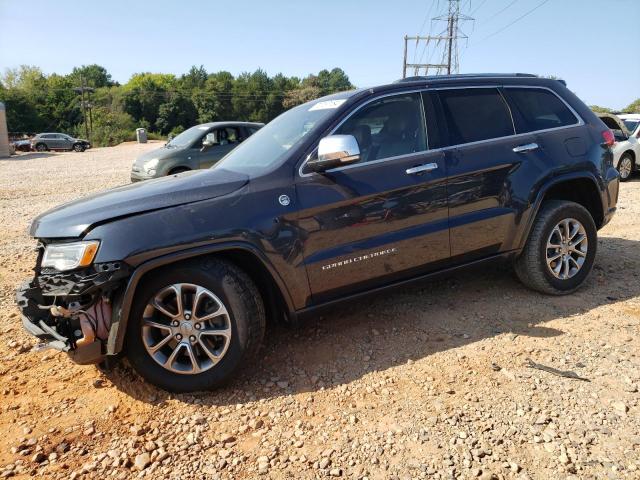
125, 259, 265, 392
617, 153, 634, 182
35, 143, 48, 152
515, 200, 597, 295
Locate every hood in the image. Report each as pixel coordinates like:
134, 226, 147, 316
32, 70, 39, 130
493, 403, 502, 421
31, 168, 249, 238
134, 144, 183, 166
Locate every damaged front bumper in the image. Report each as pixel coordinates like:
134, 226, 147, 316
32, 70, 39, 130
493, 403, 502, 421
16, 262, 130, 365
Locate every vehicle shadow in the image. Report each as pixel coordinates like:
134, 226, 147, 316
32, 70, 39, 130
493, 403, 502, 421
104, 235, 640, 405
3, 152, 58, 161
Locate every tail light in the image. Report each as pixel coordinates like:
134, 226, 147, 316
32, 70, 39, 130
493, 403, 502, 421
601, 129, 615, 147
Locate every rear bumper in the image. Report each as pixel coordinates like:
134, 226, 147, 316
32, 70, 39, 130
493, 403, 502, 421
600, 166, 620, 229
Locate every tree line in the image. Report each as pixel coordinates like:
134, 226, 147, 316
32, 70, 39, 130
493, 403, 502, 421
0, 64, 355, 146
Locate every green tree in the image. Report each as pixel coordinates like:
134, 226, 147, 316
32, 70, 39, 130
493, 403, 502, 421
590, 105, 612, 114
81, 107, 136, 146
625, 99, 640, 113
156, 94, 197, 134
69, 64, 115, 88
122, 73, 177, 127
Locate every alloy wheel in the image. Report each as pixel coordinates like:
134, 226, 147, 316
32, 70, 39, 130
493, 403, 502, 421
618, 156, 633, 180
141, 283, 232, 375
545, 218, 588, 280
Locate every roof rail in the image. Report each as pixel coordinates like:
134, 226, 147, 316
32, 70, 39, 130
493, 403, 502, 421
394, 73, 539, 83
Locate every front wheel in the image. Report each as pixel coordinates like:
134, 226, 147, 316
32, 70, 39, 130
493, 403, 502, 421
617, 153, 634, 182
125, 259, 265, 392
73, 143, 86, 152
515, 200, 597, 295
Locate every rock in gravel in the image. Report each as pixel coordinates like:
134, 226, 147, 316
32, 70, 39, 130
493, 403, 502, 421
134, 452, 151, 471
612, 401, 628, 415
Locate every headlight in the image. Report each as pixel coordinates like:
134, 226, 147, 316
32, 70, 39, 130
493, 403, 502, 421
144, 158, 159, 171
41, 241, 100, 271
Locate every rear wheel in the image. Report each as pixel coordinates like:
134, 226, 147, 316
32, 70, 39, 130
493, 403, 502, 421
617, 153, 634, 182
515, 200, 597, 295
125, 259, 265, 392
35, 143, 48, 152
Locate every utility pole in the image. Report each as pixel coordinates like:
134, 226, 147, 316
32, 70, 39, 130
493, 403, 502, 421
402, 0, 473, 78
74, 75, 94, 140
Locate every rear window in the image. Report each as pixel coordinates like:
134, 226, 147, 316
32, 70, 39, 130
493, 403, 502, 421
504, 88, 578, 133
438, 88, 515, 145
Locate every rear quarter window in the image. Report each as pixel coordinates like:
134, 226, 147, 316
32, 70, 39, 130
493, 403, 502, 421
503, 87, 578, 133
437, 88, 515, 146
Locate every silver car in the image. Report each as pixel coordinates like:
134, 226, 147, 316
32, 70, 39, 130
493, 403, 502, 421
31, 133, 91, 152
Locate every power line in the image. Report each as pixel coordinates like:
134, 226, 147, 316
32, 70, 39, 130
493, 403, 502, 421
478, 0, 551, 42
470, 0, 488, 16
413, 0, 438, 64
481, 0, 520, 24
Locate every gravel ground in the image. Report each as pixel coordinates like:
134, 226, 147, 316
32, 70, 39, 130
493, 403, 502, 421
0, 143, 639, 480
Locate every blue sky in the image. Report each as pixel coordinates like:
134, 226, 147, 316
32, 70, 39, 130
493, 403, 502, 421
1, 0, 638, 109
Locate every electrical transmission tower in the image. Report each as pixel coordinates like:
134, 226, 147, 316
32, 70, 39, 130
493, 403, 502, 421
402, 0, 473, 78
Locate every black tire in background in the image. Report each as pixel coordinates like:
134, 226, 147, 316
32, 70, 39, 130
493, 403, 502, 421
125, 259, 265, 392
35, 143, 48, 152
514, 200, 597, 295
168, 167, 190, 176
617, 153, 635, 182
73, 143, 86, 152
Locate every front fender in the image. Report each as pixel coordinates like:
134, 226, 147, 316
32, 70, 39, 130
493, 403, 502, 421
106, 241, 295, 355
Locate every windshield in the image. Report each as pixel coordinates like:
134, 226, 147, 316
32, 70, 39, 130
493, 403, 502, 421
166, 125, 209, 148
216, 93, 353, 175
623, 119, 639, 133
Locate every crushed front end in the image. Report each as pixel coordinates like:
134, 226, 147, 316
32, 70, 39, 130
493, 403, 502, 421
16, 242, 130, 365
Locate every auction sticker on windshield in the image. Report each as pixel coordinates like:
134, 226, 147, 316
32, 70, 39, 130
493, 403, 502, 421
309, 99, 346, 111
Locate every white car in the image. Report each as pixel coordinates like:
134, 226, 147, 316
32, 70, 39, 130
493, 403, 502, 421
598, 113, 640, 181
619, 113, 640, 137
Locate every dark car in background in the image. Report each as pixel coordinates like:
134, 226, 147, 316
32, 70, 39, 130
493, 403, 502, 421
131, 121, 263, 181
17, 74, 619, 392
31, 133, 91, 152
11, 139, 32, 152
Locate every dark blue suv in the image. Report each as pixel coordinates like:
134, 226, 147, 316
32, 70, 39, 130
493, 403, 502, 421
17, 74, 619, 392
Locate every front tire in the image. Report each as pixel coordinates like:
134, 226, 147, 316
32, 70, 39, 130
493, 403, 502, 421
617, 153, 634, 182
125, 259, 265, 392
73, 143, 86, 152
515, 200, 597, 295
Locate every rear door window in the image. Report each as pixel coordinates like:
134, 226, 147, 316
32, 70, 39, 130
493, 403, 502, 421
437, 88, 515, 146
503, 87, 578, 133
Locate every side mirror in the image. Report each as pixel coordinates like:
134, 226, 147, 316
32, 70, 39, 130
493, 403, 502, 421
306, 135, 360, 173
202, 133, 217, 149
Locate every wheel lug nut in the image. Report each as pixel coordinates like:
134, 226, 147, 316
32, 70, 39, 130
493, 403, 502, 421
175, 334, 183, 340
184, 313, 191, 320
172, 320, 179, 327
189, 335, 196, 342
194, 323, 201, 330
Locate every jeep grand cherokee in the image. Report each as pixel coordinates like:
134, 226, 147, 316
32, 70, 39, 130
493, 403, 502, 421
16, 74, 619, 392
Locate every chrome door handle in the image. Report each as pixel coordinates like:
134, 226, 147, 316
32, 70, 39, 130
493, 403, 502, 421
512, 142, 539, 153
406, 162, 438, 175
